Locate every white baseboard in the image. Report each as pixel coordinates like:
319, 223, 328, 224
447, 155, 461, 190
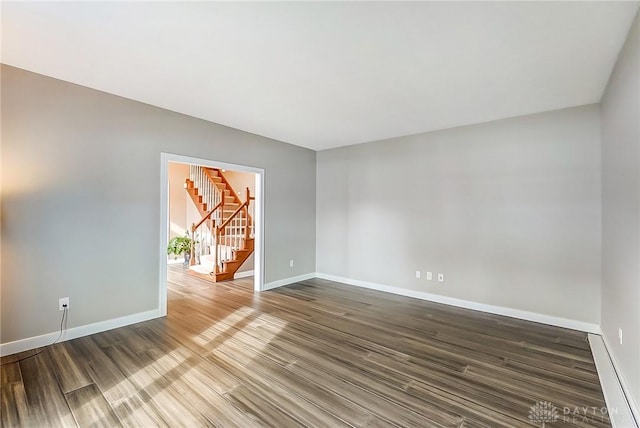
263, 273, 315, 291
589, 334, 639, 428
234, 270, 255, 279
0, 271, 309, 356
314, 272, 601, 334
603, 337, 640, 425
0, 308, 162, 357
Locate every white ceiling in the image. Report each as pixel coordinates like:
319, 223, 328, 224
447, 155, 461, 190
1, 2, 638, 151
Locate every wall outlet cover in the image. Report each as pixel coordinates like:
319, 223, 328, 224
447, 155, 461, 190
59, 297, 70, 311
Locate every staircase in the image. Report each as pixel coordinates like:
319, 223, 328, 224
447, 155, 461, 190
185, 166, 254, 282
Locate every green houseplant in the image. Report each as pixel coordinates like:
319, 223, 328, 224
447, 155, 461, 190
167, 236, 193, 267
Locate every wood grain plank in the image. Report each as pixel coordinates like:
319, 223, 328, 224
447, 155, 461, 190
65, 384, 121, 427
48, 343, 93, 394
69, 335, 140, 404
1, 381, 29, 427
222, 384, 303, 428
101, 344, 213, 427
19, 352, 77, 427
109, 394, 169, 428
141, 347, 262, 428
0, 363, 21, 386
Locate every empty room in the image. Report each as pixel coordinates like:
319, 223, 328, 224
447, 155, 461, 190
1, 2, 639, 427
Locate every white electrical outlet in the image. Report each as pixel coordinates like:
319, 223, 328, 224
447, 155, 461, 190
438, 273, 444, 282
289, 259, 294, 268
619, 328, 623, 345
415, 270, 421, 279
426, 272, 433, 281
59, 297, 69, 311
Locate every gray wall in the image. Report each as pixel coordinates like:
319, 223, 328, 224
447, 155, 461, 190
1, 66, 316, 343
317, 105, 602, 324
601, 10, 640, 413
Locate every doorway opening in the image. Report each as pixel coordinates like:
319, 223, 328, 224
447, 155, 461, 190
159, 153, 264, 316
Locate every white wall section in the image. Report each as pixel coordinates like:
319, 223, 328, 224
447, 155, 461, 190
600, 9, 640, 420
317, 105, 602, 325
0, 66, 316, 348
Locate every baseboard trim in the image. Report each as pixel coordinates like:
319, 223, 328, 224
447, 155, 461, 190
1, 271, 312, 356
263, 273, 316, 291
234, 270, 255, 279
589, 334, 639, 428
314, 273, 601, 334
0, 308, 163, 357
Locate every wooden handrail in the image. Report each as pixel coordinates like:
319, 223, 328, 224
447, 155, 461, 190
190, 200, 223, 267
217, 187, 254, 231
217, 200, 249, 231
192, 200, 223, 231
210, 169, 253, 225
214, 187, 252, 274
206, 168, 241, 205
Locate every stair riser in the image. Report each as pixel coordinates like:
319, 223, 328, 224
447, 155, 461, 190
189, 238, 255, 282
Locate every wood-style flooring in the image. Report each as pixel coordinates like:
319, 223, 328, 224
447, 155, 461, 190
1, 266, 610, 427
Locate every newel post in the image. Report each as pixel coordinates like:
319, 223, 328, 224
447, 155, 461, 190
245, 187, 251, 244
190, 223, 196, 266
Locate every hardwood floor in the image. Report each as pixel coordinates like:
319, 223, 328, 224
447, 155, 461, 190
1, 266, 610, 427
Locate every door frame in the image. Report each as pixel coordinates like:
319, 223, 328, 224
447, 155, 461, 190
159, 152, 265, 316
